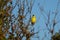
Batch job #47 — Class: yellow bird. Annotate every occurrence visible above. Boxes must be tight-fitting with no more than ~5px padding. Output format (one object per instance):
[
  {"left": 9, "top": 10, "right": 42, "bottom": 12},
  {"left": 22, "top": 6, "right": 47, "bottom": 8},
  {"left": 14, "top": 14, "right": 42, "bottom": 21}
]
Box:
[{"left": 31, "top": 15, "right": 36, "bottom": 25}]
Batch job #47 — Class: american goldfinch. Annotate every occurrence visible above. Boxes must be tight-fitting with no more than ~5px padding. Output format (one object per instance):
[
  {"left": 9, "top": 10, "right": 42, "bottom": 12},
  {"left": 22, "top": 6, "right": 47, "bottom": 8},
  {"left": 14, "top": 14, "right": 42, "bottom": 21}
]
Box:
[{"left": 31, "top": 15, "right": 36, "bottom": 25}]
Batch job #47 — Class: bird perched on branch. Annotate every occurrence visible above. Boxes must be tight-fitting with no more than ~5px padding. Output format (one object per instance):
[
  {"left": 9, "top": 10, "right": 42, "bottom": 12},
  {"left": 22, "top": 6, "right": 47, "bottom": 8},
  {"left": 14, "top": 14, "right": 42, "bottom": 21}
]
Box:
[{"left": 31, "top": 15, "right": 36, "bottom": 25}]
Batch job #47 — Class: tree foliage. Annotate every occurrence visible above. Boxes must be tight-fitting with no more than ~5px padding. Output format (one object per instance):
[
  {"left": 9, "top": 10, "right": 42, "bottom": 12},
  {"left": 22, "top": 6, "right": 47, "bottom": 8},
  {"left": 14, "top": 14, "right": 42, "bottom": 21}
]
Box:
[
  {"left": 52, "top": 33, "right": 60, "bottom": 40},
  {"left": 0, "top": 0, "right": 39, "bottom": 40}
]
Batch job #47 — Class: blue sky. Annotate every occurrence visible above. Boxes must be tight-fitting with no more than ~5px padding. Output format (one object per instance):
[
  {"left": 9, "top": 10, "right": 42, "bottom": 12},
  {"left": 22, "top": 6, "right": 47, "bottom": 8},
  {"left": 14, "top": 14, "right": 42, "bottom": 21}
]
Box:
[{"left": 12, "top": 0, "right": 60, "bottom": 40}]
